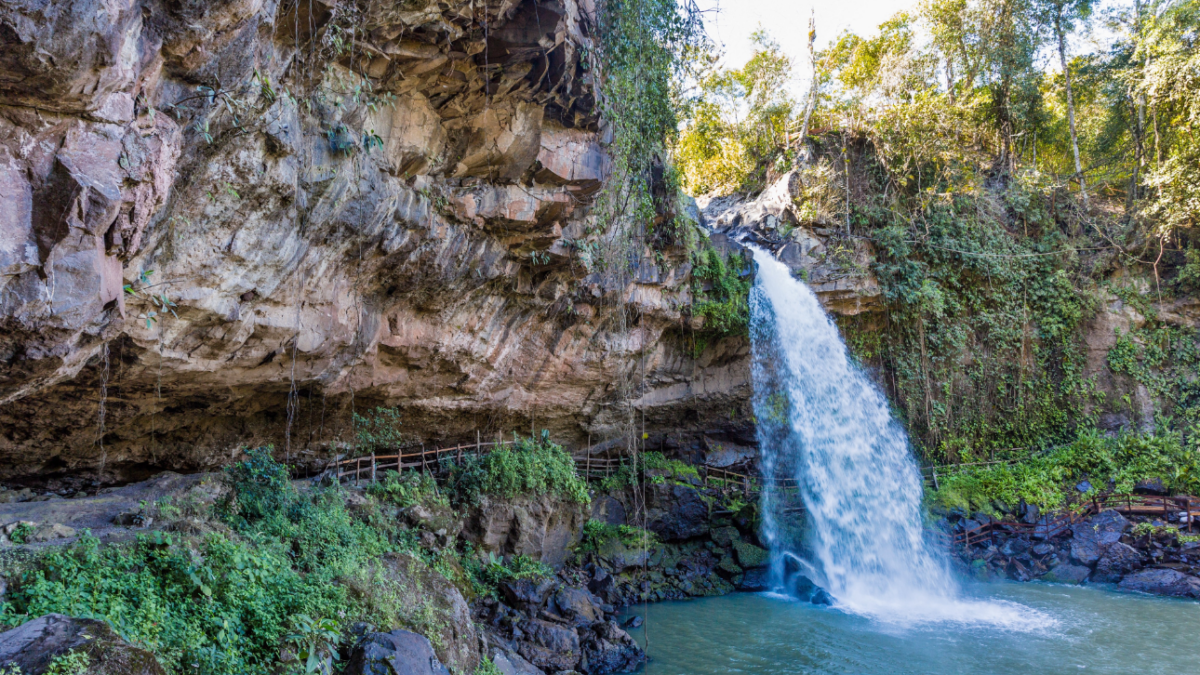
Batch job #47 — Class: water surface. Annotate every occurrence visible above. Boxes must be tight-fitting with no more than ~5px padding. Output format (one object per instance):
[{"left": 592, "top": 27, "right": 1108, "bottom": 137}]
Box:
[{"left": 623, "top": 585, "right": 1200, "bottom": 675}]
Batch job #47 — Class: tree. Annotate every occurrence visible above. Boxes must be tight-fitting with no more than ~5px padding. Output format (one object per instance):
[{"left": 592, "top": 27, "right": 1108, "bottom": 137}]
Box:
[{"left": 1039, "top": 0, "right": 1095, "bottom": 205}]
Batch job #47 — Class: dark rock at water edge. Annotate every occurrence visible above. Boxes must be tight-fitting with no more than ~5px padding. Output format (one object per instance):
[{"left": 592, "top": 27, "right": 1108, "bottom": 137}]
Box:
[
  {"left": 1092, "top": 543, "right": 1143, "bottom": 583},
  {"left": 1041, "top": 562, "right": 1091, "bottom": 585},
  {"left": 1118, "top": 568, "right": 1200, "bottom": 598}
]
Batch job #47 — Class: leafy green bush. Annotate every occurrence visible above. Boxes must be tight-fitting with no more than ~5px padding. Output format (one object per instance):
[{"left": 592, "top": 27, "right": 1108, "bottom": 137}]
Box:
[
  {"left": 1, "top": 451, "right": 402, "bottom": 675},
  {"left": 220, "top": 447, "right": 293, "bottom": 526},
  {"left": 463, "top": 552, "right": 552, "bottom": 598},
  {"left": 576, "top": 520, "right": 658, "bottom": 554},
  {"left": 353, "top": 407, "right": 410, "bottom": 455},
  {"left": 8, "top": 522, "right": 33, "bottom": 545},
  {"left": 930, "top": 430, "right": 1200, "bottom": 513},
  {"left": 691, "top": 247, "right": 751, "bottom": 343},
  {"left": 448, "top": 433, "right": 588, "bottom": 505},
  {"left": 366, "top": 472, "right": 447, "bottom": 509}
]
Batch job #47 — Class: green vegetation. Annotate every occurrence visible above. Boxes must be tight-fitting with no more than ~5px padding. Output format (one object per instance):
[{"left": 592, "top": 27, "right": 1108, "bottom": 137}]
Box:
[
  {"left": 352, "top": 407, "right": 410, "bottom": 456},
  {"left": 671, "top": 0, "right": 1200, "bottom": 463},
  {"left": 929, "top": 431, "right": 1200, "bottom": 513},
  {"left": 447, "top": 433, "right": 589, "bottom": 505},
  {"left": 463, "top": 553, "right": 553, "bottom": 599},
  {"left": 596, "top": 451, "right": 698, "bottom": 492},
  {"left": 0, "top": 449, "right": 482, "bottom": 675},
  {"left": 577, "top": 520, "right": 659, "bottom": 554},
  {"left": 690, "top": 246, "right": 753, "bottom": 352},
  {"left": 7, "top": 523, "right": 33, "bottom": 545},
  {"left": 366, "top": 472, "right": 447, "bottom": 509}
]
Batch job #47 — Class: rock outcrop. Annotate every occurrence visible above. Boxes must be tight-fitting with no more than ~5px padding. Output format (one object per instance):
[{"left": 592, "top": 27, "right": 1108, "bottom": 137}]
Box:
[
  {"left": 0, "top": 0, "right": 751, "bottom": 483},
  {"left": 0, "top": 613, "right": 165, "bottom": 675}
]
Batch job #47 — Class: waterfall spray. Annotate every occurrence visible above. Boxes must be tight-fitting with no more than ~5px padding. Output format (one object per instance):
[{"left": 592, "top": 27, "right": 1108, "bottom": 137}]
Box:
[{"left": 748, "top": 246, "right": 1051, "bottom": 628}]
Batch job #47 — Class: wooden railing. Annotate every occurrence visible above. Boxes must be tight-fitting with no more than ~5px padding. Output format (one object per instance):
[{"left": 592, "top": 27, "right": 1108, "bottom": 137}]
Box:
[{"left": 324, "top": 440, "right": 803, "bottom": 513}]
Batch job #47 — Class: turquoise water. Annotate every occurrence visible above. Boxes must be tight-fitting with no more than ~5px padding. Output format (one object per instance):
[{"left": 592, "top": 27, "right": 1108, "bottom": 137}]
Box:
[{"left": 622, "top": 584, "right": 1200, "bottom": 674}]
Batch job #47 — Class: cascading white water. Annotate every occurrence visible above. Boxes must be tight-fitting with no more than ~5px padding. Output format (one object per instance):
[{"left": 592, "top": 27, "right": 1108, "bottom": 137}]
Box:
[{"left": 748, "top": 246, "right": 1052, "bottom": 629}]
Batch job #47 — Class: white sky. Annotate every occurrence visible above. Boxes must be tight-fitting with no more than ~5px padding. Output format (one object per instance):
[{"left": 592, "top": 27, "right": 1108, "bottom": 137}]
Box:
[
  {"left": 697, "top": 0, "right": 913, "bottom": 92},
  {"left": 697, "top": 0, "right": 1126, "bottom": 96}
]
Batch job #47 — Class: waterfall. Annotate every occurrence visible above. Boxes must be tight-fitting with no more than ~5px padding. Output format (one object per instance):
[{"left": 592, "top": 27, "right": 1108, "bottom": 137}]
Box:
[{"left": 748, "top": 246, "right": 1051, "bottom": 629}]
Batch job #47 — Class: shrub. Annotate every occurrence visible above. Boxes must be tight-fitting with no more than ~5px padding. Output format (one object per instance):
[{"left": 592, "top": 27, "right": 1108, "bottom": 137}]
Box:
[
  {"left": 1, "top": 452, "right": 402, "bottom": 675},
  {"left": 464, "top": 552, "right": 552, "bottom": 598},
  {"left": 365, "top": 472, "right": 447, "bottom": 509},
  {"left": 929, "top": 430, "right": 1200, "bottom": 513},
  {"left": 576, "top": 520, "right": 658, "bottom": 554},
  {"left": 447, "top": 433, "right": 588, "bottom": 505}
]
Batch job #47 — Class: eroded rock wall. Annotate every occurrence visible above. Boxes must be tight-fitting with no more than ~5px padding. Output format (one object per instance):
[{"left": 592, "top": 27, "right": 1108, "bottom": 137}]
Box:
[{"left": 0, "top": 0, "right": 751, "bottom": 483}]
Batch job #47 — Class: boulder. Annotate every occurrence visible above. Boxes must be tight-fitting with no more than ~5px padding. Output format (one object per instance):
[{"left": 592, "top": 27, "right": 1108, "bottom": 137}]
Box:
[
  {"left": 734, "top": 541, "right": 769, "bottom": 568},
  {"left": 1117, "top": 568, "right": 1200, "bottom": 598},
  {"left": 738, "top": 567, "right": 770, "bottom": 591},
  {"left": 1070, "top": 510, "right": 1129, "bottom": 565},
  {"left": 552, "top": 587, "right": 602, "bottom": 626},
  {"left": 1092, "top": 542, "right": 1143, "bottom": 583},
  {"left": 27, "top": 523, "right": 76, "bottom": 543},
  {"left": 0, "top": 613, "right": 164, "bottom": 674},
  {"left": 1040, "top": 563, "right": 1091, "bottom": 585},
  {"left": 513, "top": 619, "right": 580, "bottom": 673},
  {"left": 344, "top": 553, "right": 479, "bottom": 674},
  {"left": 500, "top": 578, "right": 558, "bottom": 612},
  {"left": 464, "top": 494, "right": 587, "bottom": 568},
  {"left": 1133, "top": 478, "right": 1168, "bottom": 496},
  {"left": 490, "top": 650, "right": 545, "bottom": 675},
  {"left": 344, "top": 629, "right": 450, "bottom": 675},
  {"left": 579, "top": 621, "right": 646, "bottom": 675},
  {"left": 643, "top": 483, "right": 709, "bottom": 541}
]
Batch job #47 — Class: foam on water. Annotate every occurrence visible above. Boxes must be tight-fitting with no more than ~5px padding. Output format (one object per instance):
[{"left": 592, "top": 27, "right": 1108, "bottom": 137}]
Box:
[{"left": 748, "top": 246, "right": 1055, "bottom": 631}]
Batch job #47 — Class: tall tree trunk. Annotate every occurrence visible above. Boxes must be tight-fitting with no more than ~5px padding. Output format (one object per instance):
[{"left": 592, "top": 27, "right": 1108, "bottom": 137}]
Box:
[
  {"left": 798, "top": 12, "right": 818, "bottom": 162},
  {"left": 1056, "top": 12, "right": 1088, "bottom": 207}
]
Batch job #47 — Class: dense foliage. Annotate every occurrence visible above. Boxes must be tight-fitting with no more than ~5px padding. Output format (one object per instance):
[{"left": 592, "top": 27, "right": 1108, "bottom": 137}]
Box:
[
  {"left": 930, "top": 430, "right": 1200, "bottom": 512},
  {"left": 0, "top": 447, "right": 571, "bottom": 674},
  {"left": 447, "top": 433, "right": 590, "bottom": 505}
]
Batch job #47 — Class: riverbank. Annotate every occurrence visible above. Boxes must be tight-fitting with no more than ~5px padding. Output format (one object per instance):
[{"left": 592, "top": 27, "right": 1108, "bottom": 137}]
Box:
[{"left": 0, "top": 442, "right": 775, "bottom": 675}]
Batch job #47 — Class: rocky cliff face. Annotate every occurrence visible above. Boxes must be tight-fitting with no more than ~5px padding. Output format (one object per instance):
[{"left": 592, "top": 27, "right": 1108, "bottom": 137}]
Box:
[{"left": 0, "top": 0, "right": 763, "bottom": 483}]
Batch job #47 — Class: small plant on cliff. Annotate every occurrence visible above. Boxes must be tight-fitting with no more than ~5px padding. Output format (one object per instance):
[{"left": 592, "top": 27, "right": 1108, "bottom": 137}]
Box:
[
  {"left": 7, "top": 523, "right": 33, "bottom": 545},
  {"left": 447, "top": 431, "right": 589, "bottom": 505},
  {"left": 689, "top": 246, "right": 752, "bottom": 356},
  {"left": 284, "top": 615, "right": 341, "bottom": 675},
  {"left": 353, "top": 407, "right": 412, "bottom": 456},
  {"left": 464, "top": 553, "right": 552, "bottom": 598},
  {"left": 365, "top": 472, "right": 446, "bottom": 509},
  {"left": 577, "top": 520, "right": 659, "bottom": 554}
]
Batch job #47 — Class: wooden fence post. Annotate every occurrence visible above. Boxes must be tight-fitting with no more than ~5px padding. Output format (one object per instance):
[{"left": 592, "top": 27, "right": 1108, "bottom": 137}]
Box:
[{"left": 371, "top": 453, "right": 376, "bottom": 483}]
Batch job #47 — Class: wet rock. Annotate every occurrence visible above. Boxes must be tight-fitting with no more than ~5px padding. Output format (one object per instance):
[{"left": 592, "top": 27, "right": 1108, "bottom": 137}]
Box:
[
  {"left": 579, "top": 621, "right": 646, "bottom": 675},
  {"left": 1000, "top": 539, "right": 1029, "bottom": 557},
  {"left": 709, "top": 526, "right": 740, "bottom": 547},
  {"left": 642, "top": 482, "right": 709, "bottom": 541},
  {"left": 1092, "top": 542, "right": 1143, "bottom": 583},
  {"left": 1031, "top": 543, "right": 1055, "bottom": 557},
  {"left": 514, "top": 619, "right": 580, "bottom": 673},
  {"left": 1118, "top": 568, "right": 1200, "bottom": 598},
  {"left": 621, "top": 616, "right": 643, "bottom": 630},
  {"left": 733, "top": 541, "right": 769, "bottom": 568},
  {"left": 344, "top": 629, "right": 450, "bottom": 675},
  {"left": 589, "top": 496, "right": 626, "bottom": 527},
  {"left": 738, "top": 567, "right": 770, "bottom": 591},
  {"left": 1041, "top": 563, "right": 1091, "bottom": 585},
  {"left": 0, "top": 613, "right": 164, "bottom": 674},
  {"left": 1070, "top": 510, "right": 1129, "bottom": 565}
]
